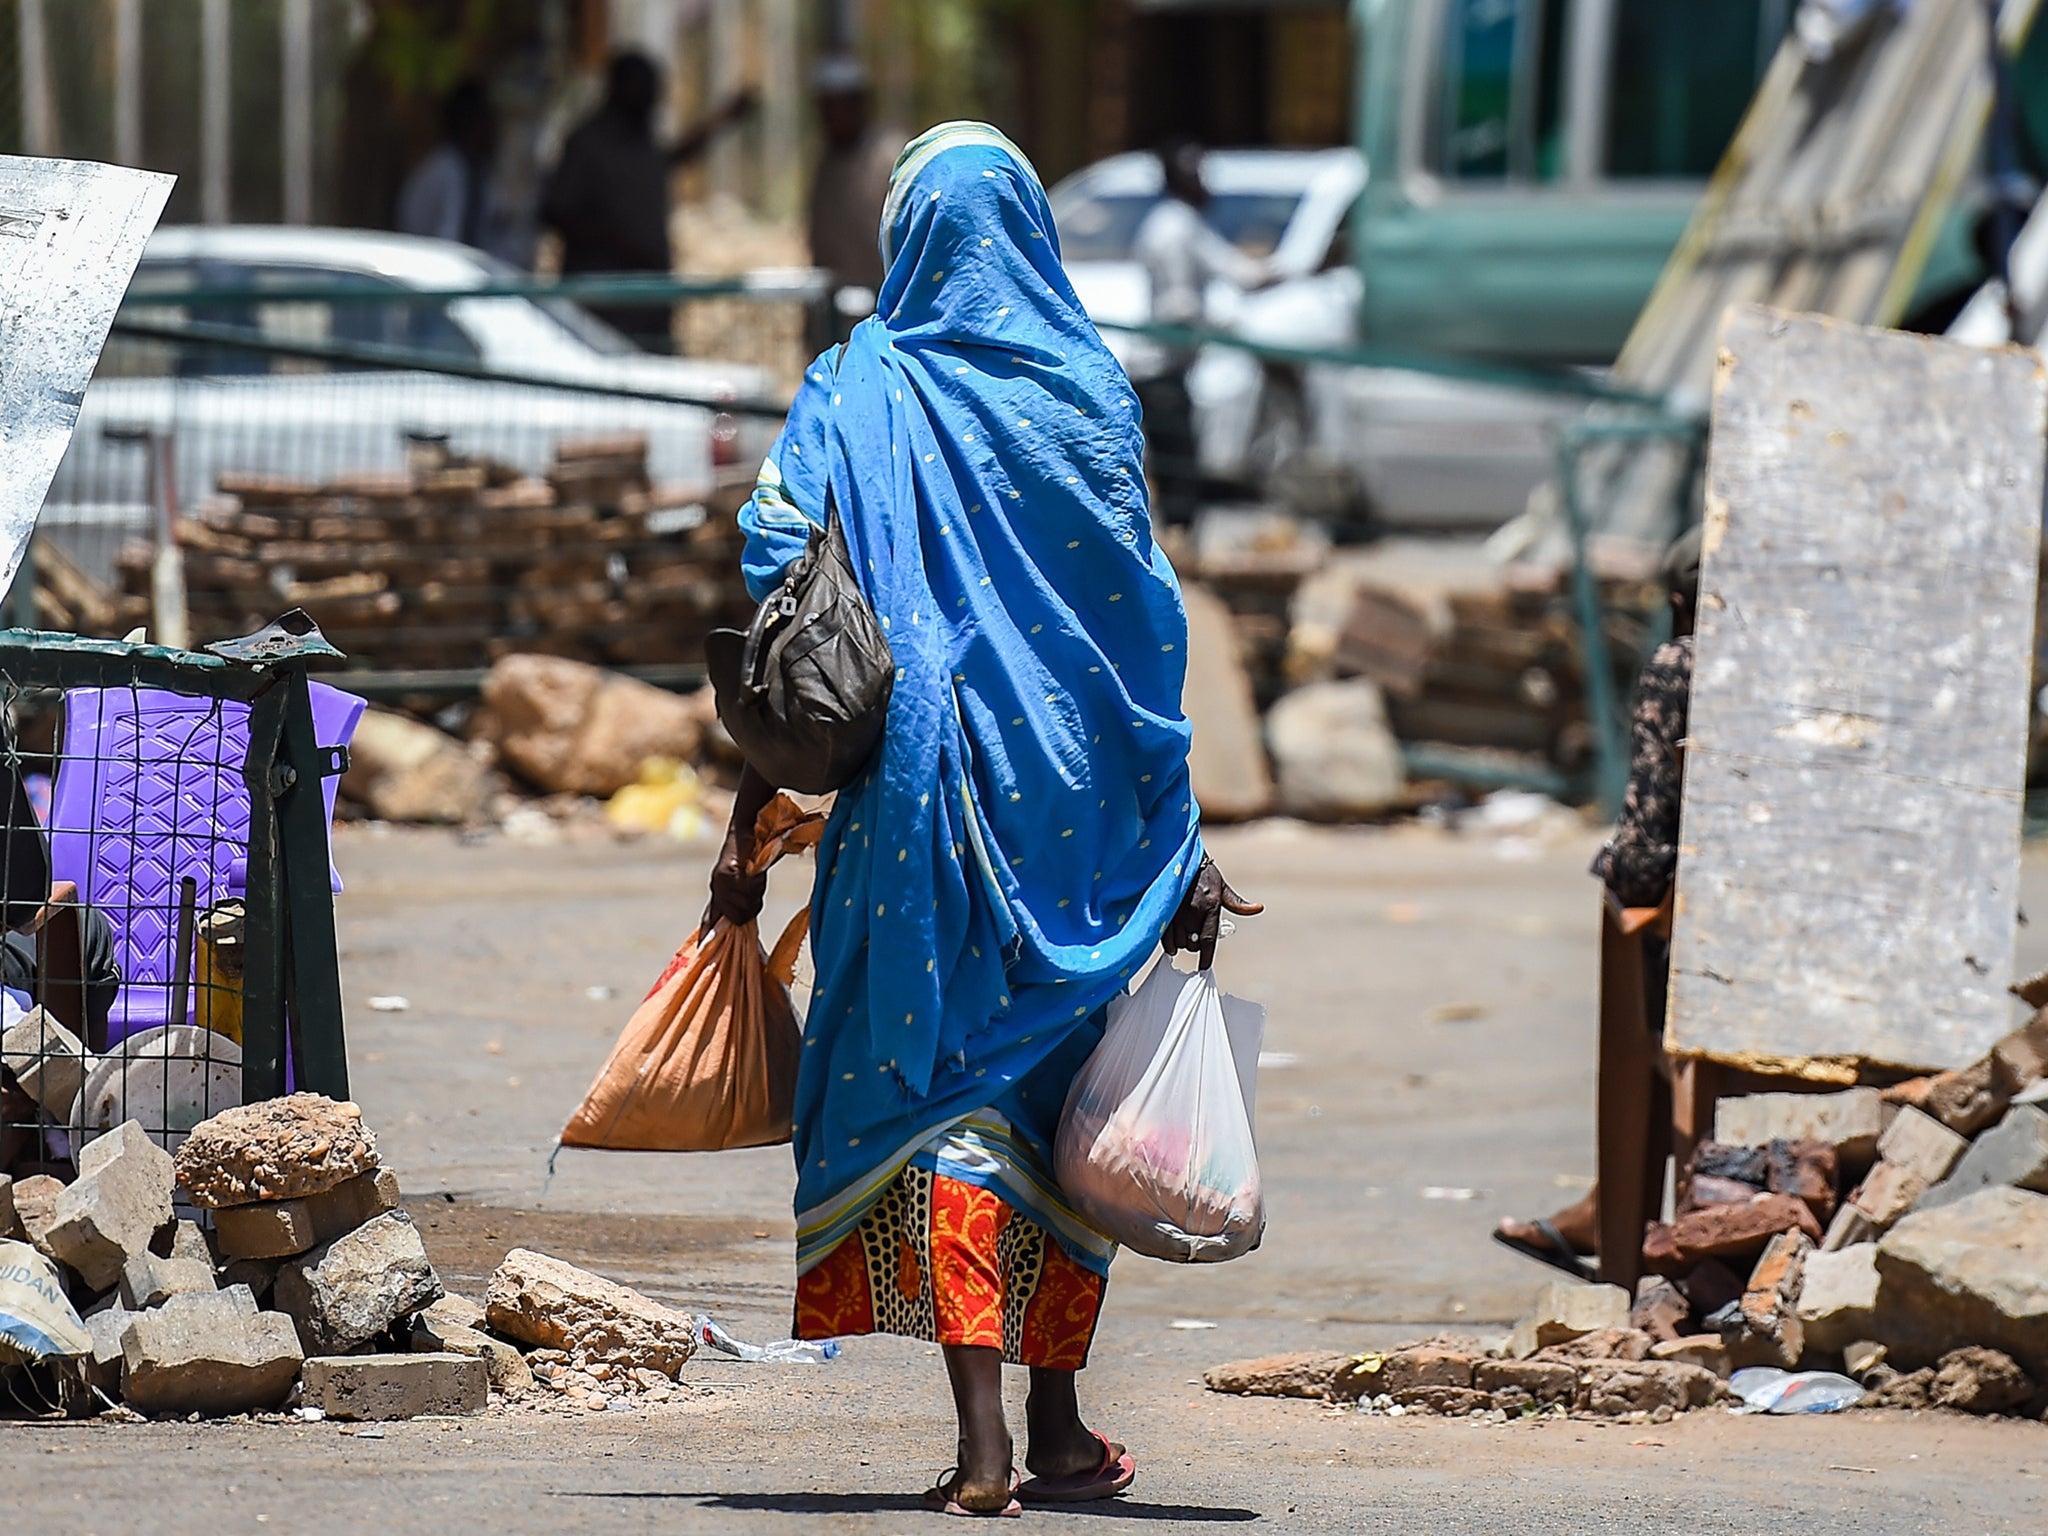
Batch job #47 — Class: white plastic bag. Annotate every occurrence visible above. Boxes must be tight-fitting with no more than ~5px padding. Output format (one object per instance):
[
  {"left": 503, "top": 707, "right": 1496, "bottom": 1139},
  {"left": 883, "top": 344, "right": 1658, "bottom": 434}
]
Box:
[
  {"left": 0, "top": 1239, "right": 90, "bottom": 1366},
  {"left": 1054, "top": 960, "right": 1266, "bottom": 1262}
]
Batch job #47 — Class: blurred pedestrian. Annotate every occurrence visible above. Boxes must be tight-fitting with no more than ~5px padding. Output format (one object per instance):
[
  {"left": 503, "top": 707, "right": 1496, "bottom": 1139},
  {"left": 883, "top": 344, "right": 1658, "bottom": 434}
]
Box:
[
  {"left": 717, "top": 122, "right": 1258, "bottom": 1514},
  {"left": 1493, "top": 526, "right": 1701, "bottom": 1278},
  {"left": 395, "top": 78, "right": 504, "bottom": 254},
  {"left": 1129, "top": 139, "right": 1271, "bottom": 529},
  {"left": 804, "top": 54, "right": 904, "bottom": 327},
  {"left": 540, "top": 50, "right": 756, "bottom": 351}
]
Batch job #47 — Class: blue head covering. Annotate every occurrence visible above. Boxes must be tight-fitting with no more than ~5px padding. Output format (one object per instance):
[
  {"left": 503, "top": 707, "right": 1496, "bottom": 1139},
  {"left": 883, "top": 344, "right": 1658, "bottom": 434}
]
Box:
[{"left": 740, "top": 123, "right": 1202, "bottom": 1267}]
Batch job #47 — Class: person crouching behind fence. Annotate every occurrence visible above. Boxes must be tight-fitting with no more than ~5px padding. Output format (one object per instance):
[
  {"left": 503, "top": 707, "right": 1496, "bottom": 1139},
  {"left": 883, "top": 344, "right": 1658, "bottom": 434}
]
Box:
[
  {"left": 709, "top": 122, "right": 1258, "bottom": 1515},
  {"left": 1493, "top": 526, "right": 1700, "bottom": 1277}
]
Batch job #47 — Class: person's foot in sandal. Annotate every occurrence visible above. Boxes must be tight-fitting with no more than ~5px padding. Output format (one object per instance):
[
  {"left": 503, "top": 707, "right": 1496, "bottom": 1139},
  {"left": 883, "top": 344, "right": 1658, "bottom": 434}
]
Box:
[
  {"left": 1493, "top": 1188, "right": 1598, "bottom": 1279},
  {"left": 1020, "top": 1368, "right": 1134, "bottom": 1503},
  {"left": 923, "top": 1469, "right": 1021, "bottom": 1517}
]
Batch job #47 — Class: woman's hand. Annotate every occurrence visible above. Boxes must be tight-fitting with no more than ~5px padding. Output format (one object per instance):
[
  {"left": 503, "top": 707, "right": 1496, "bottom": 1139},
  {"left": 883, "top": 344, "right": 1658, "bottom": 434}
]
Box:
[
  {"left": 703, "top": 764, "right": 776, "bottom": 930},
  {"left": 1163, "top": 856, "right": 1263, "bottom": 970}
]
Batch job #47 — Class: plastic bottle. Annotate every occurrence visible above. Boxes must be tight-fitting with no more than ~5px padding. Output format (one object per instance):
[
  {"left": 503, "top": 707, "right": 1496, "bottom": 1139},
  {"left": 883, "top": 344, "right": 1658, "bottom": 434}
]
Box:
[{"left": 697, "top": 1316, "right": 840, "bottom": 1364}]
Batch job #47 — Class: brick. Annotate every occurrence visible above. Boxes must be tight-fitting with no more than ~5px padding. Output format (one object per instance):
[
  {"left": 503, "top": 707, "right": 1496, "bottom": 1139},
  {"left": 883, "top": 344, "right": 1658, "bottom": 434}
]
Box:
[
  {"left": 0, "top": 1005, "right": 88, "bottom": 1118},
  {"left": 300, "top": 1352, "right": 486, "bottom": 1421},
  {"left": 1393, "top": 1385, "right": 1491, "bottom": 1415},
  {"left": 118, "top": 1220, "right": 216, "bottom": 1309},
  {"left": 43, "top": 1121, "right": 175, "bottom": 1291},
  {"left": 1921, "top": 1058, "right": 2010, "bottom": 1138},
  {"left": 1992, "top": 1011, "right": 2048, "bottom": 1091},
  {"left": 1474, "top": 1357, "right": 1577, "bottom": 1403},
  {"left": 1796, "top": 1242, "right": 1880, "bottom": 1355},
  {"left": 13, "top": 1173, "right": 62, "bottom": 1250},
  {"left": 1725, "top": 1231, "right": 1809, "bottom": 1370},
  {"left": 1630, "top": 1277, "right": 1691, "bottom": 1343},
  {"left": 216, "top": 1256, "right": 280, "bottom": 1305},
  {"left": 1381, "top": 1346, "right": 1474, "bottom": 1393},
  {"left": 1689, "top": 1174, "right": 1765, "bottom": 1209},
  {"left": 484, "top": 1248, "right": 695, "bottom": 1373},
  {"left": 0, "top": 1174, "right": 13, "bottom": 1239},
  {"left": 1764, "top": 1139, "right": 1838, "bottom": 1222},
  {"left": 408, "top": 1314, "right": 533, "bottom": 1397},
  {"left": 1919, "top": 1104, "right": 2048, "bottom": 1213},
  {"left": 173, "top": 1093, "right": 379, "bottom": 1209},
  {"left": 273, "top": 1209, "right": 443, "bottom": 1354},
  {"left": 120, "top": 1285, "right": 304, "bottom": 1414},
  {"left": 1713, "top": 1090, "right": 1883, "bottom": 1163},
  {"left": 1690, "top": 1142, "right": 1768, "bottom": 1186},
  {"left": 1505, "top": 1280, "right": 1630, "bottom": 1360},
  {"left": 301, "top": 1166, "right": 402, "bottom": 1237},
  {"left": 1537, "top": 1327, "right": 1653, "bottom": 1363},
  {"left": 1822, "top": 1203, "right": 1878, "bottom": 1251},
  {"left": 1204, "top": 1350, "right": 1353, "bottom": 1399},
  {"left": 211, "top": 1198, "right": 318, "bottom": 1261},
  {"left": 1876, "top": 1105, "right": 1970, "bottom": 1187},
  {"left": 1849, "top": 1160, "right": 1929, "bottom": 1230},
  {"left": 1642, "top": 1195, "right": 1823, "bottom": 1275},
  {"left": 1650, "top": 1336, "right": 1730, "bottom": 1376},
  {"left": 1574, "top": 1359, "right": 1721, "bottom": 1418}
]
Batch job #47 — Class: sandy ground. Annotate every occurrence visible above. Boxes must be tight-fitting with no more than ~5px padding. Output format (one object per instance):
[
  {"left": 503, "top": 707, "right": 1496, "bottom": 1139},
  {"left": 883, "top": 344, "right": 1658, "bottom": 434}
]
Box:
[{"left": 9, "top": 814, "right": 2048, "bottom": 1533}]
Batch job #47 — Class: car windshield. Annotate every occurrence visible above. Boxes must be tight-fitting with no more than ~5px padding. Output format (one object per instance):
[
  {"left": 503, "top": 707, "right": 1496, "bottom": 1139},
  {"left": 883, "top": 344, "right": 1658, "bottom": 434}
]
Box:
[{"left": 1054, "top": 190, "right": 1304, "bottom": 262}]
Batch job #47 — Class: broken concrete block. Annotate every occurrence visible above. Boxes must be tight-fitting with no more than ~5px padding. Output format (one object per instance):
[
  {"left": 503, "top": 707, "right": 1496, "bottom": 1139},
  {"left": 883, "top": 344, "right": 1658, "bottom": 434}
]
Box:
[
  {"left": 1918, "top": 1104, "right": 2048, "bottom": 1212},
  {"left": 118, "top": 1220, "right": 216, "bottom": 1309},
  {"left": 1630, "top": 1277, "right": 1691, "bottom": 1343},
  {"left": 1394, "top": 1385, "right": 1491, "bottom": 1415},
  {"left": 301, "top": 1166, "right": 401, "bottom": 1237},
  {"left": 1473, "top": 1357, "right": 1577, "bottom": 1404},
  {"left": 341, "top": 708, "right": 495, "bottom": 826},
  {"left": 1822, "top": 1203, "right": 1878, "bottom": 1252},
  {"left": 1504, "top": 1281, "right": 1630, "bottom": 1361},
  {"left": 1764, "top": 1139, "right": 1838, "bottom": 1222},
  {"left": 0, "top": 1174, "right": 14, "bottom": 1240},
  {"left": 12, "top": 1173, "right": 62, "bottom": 1252},
  {"left": 1713, "top": 1090, "right": 1883, "bottom": 1164},
  {"left": 216, "top": 1256, "right": 279, "bottom": 1306},
  {"left": 0, "top": 1005, "right": 89, "bottom": 1118},
  {"left": 301, "top": 1352, "right": 487, "bottom": 1421},
  {"left": 1181, "top": 581, "right": 1276, "bottom": 821},
  {"left": 421, "top": 1292, "right": 488, "bottom": 1334},
  {"left": 173, "top": 1093, "right": 379, "bottom": 1208},
  {"left": 120, "top": 1285, "right": 303, "bottom": 1414},
  {"left": 1921, "top": 1059, "right": 2010, "bottom": 1138},
  {"left": 408, "top": 1312, "right": 533, "bottom": 1397},
  {"left": 273, "top": 1209, "right": 442, "bottom": 1355},
  {"left": 1992, "top": 1011, "right": 2048, "bottom": 1091},
  {"left": 1537, "top": 1327, "right": 1653, "bottom": 1363},
  {"left": 1928, "top": 1346, "right": 2034, "bottom": 1415},
  {"left": 1860, "top": 1366, "right": 1934, "bottom": 1409},
  {"left": 484, "top": 1247, "right": 695, "bottom": 1374},
  {"left": 1651, "top": 1336, "right": 1730, "bottom": 1377},
  {"left": 1726, "top": 1231, "right": 1809, "bottom": 1370},
  {"left": 1203, "top": 1351, "right": 1356, "bottom": 1400},
  {"left": 1574, "top": 1359, "right": 1720, "bottom": 1418},
  {"left": 1381, "top": 1346, "right": 1474, "bottom": 1394},
  {"left": 1849, "top": 1160, "right": 1929, "bottom": 1230},
  {"left": 1796, "top": 1243, "right": 1880, "bottom": 1356},
  {"left": 1876, "top": 1105, "right": 1970, "bottom": 1188},
  {"left": 1842, "top": 1340, "right": 1887, "bottom": 1378},
  {"left": 83, "top": 1306, "right": 136, "bottom": 1393},
  {"left": 43, "top": 1120, "right": 175, "bottom": 1291},
  {"left": 1265, "top": 679, "right": 1406, "bottom": 820},
  {"left": 1643, "top": 1195, "right": 1823, "bottom": 1274},
  {"left": 2014, "top": 971, "right": 2048, "bottom": 1010},
  {"left": 1875, "top": 1187, "right": 2048, "bottom": 1376},
  {"left": 210, "top": 1198, "right": 317, "bottom": 1261}
]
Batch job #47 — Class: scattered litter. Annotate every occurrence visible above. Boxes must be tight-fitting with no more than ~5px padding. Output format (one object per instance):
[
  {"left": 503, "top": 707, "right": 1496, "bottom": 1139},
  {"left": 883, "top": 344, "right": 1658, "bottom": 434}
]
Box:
[
  {"left": 349, "top": 1426, "right": 386, "bottom": 1439},
  {"left": 1428, "top": 1003, "right": 1487, "bottom": 1024},
  {"left": 696, "top": 1317, "right": 839, "bottom": 1363},
  {"left": 367, "top": 996, "right": 410, "bottom": 1013},
  {"left": 1457, "top": 790, "right": 1556, "bottom": 835},
  {"left": 1170, "top": 1319, "right": 1218, "bottom": 1331},
  {"left": 1257, "top": 1051, "right": 1301, "bottom": 1070},
  {"left": 294, "top": 1406, "right": 326, "bottom": 1422},
  {"left": 1728, "top": 1368, "right": 1864, "bottom": 1415},
  {"left": 605, "top": 759, "right": 714, "bottom": 843},
  {"left": 1828, "top": 1465, "right": 1880, "bottom": 1475},
  {"left": 585, "top": 985, "right": 616, "bottom": 1002},
  {"left": 1419, "top": 1186, "right": 1484, "bottom": 1201},
  {"left": 1552, "top": 1173, "right": 1596, "bottom": 1190}
]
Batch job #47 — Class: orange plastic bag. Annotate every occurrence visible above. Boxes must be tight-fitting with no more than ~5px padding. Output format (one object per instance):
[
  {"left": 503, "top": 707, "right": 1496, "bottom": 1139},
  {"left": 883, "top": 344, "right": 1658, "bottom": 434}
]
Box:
[{"left": 560, "top": 797, "right": 825, "bottom": 1152}]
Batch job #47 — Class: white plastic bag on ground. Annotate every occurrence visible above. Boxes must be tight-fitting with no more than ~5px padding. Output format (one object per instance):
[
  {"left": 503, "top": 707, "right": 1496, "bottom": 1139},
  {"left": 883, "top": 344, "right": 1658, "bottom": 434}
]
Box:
[
  {"left": 0, "top": 1239, "right": 91, "bottom": 1365},
  {"left": 1055, "top": 960, "right": 1265, "bottom": 1262}
]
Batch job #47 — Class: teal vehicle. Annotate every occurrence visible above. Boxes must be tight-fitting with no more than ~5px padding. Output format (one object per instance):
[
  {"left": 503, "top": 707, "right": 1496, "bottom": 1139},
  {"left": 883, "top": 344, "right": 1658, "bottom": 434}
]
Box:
[{"left": 1352, "top": 0, "right": 1794, "bottom": 365}]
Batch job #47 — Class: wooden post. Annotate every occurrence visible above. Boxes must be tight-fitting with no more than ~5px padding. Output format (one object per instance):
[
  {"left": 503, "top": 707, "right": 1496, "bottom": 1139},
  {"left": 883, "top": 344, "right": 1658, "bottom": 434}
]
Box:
[
  {"left": 708, "top": 0, "right": 746, "bottom": 205},
  {"left": 761, "top": 0, "right": 802, "bottom": 223},
  {"left": 17, "top": 0, "right": 56, "bottom": 156},
  {"left": 1594, "top": 901, "right": 1659, "bottom": 1296},
  {"left": 201, "top": 0, "right": 232, "bottom": 223},
  {"left": 113, "top": 0, "right": 142, "bottom": 166},
  {"left": 281, "top": 0, "right": 315, "bottom": 224}
]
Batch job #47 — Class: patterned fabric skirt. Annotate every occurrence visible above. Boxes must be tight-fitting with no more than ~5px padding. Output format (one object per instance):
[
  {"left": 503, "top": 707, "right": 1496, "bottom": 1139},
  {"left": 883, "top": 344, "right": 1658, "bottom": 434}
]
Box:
[{"left": 794, "top": 1161, "right": 1107, "bottom": 1369}]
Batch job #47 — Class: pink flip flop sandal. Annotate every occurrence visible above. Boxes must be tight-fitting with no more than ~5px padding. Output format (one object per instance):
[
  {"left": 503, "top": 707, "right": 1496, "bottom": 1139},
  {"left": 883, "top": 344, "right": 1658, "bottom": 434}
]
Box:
[
  {"left": 1018, "top": 1433, "right": 1135, "bottom": 1504},
  {"left": 923, "top": 1469, "right": 1022, "bottom": 1518}
]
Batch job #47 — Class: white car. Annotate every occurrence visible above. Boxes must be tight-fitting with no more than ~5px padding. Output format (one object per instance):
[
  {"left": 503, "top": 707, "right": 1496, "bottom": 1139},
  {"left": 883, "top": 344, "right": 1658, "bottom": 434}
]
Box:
[
  {"left": 1051, "top": 149, "right": 1578, "bottom": 529},
  {"left": 43, "top": 225, "right": 779, "bottom": 573}
]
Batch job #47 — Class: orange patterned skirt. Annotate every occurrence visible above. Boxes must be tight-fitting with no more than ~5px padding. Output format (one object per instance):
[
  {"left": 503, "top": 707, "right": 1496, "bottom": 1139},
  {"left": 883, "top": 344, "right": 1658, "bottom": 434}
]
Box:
[{"left": 794, "top": 1162, "right": 1107, "bottom": 1369}]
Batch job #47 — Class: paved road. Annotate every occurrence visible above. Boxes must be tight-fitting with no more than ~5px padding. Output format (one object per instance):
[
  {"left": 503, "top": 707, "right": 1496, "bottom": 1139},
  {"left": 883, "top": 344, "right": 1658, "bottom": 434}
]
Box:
[{"left": 10, "top": 817, "right": 2048, "bottom": 1532}]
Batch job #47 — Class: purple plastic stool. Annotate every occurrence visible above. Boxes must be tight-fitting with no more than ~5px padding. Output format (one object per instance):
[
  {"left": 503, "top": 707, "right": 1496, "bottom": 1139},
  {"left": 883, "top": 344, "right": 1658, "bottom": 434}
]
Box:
[{"left": 48, "top": 683, "right": 365, "bottom": 1047}]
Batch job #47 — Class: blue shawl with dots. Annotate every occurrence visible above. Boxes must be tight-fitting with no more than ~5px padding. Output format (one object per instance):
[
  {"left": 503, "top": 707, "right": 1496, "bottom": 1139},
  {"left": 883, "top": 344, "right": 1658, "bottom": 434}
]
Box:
[{"left": 739, "top": 123, "right": 1202, "bottom": 1271}]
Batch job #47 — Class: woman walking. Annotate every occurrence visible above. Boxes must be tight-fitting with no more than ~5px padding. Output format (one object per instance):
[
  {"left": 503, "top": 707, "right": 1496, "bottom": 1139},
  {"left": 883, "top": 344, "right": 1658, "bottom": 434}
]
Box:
[{"left": 710, "top": 121, "right": 1257, "bottom": 1516}]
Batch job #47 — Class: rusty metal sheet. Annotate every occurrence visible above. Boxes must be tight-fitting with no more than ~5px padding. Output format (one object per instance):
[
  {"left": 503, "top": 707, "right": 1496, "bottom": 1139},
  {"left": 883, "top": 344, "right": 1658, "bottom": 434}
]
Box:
[
  {"left": 0, "top": 156, "right": 174, "bottom": 597},
  {"left": 1667, "top": 306, "right": 2045, "bottom": 1076}
]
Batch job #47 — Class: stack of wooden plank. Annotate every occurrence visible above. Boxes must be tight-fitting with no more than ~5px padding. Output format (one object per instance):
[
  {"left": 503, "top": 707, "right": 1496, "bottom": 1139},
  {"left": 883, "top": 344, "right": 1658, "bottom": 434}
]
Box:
[{"left": 115, "top": 435, "right": 756, "bottom": 672}]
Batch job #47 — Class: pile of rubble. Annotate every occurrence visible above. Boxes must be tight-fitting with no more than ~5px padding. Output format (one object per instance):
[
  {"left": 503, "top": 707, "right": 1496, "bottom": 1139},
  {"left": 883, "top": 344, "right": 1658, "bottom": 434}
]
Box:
[
  {"left": 104, "top": 435, "right": 755, "bottom": 673},
  {"left": 0, "top": 1093, "right": 703, "bottom": 1421},
  {"left": 1212, "top": 1001, "right": 2048, "bottom": 1423}
]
